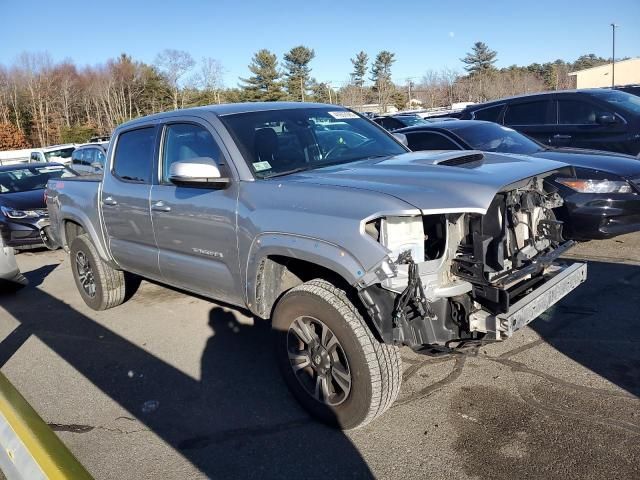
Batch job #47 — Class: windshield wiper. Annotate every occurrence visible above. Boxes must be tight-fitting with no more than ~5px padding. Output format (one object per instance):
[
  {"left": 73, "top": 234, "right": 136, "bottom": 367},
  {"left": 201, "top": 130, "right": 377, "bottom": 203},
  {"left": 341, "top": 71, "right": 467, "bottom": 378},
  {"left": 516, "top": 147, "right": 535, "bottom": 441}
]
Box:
[
  {"left": 262, "top": 166, "right": 312, "bottom": 179},
  {"left": 262, "top": 155, "right": 394, "bottom": 179}
]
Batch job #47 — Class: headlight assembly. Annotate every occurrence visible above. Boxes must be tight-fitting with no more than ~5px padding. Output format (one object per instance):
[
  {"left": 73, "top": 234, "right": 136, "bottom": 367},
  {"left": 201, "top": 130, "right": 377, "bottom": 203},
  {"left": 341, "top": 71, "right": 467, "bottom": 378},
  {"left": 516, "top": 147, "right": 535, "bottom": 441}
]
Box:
[
  {"left": 556, "top": 178, "right": 633, "bottom": 194},
  {"left": 379, "top": 216, "right": 425, "bottom": 263},
  {"left": 0, "top": 206, "right": 41, "bottom": 219}
]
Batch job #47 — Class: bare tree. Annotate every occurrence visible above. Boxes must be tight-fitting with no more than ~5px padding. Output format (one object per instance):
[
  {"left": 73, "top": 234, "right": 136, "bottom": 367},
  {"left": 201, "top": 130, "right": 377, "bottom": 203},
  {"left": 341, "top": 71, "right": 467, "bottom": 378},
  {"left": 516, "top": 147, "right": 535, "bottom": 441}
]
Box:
[
  {"left": 192, "top": 57, "right": 224, "bottom": 104},
  {"left": 155, "top": 49, "right": 195, "bottom": 110}
]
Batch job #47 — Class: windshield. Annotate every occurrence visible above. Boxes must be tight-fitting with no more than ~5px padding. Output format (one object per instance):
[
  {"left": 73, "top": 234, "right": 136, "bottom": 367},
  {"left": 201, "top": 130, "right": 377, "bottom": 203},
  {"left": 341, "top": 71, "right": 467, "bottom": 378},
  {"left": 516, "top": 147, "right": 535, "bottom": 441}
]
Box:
[
  {"left": 398, "top": 116, "right": 428, "bottom": 126},
  {"left": 0, "top": 165, "right": 75, "bottom": 194},
  {"left": 455, "top": 123, "right": 543, "bottom": 154},
  {"left": 590, "top": 89, "right": 640, "bottom": 115},
  {"left": 219, "top": 107, "right": 407, "bottom": 178},
  {"left": 44, "top": 147, "right": 75, "bottom": 161}
]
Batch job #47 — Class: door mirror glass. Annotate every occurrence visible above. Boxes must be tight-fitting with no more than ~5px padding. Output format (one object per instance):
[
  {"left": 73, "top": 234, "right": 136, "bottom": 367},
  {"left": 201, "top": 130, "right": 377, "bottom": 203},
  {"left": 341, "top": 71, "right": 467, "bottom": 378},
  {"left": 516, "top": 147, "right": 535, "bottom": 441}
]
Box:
[
  {"left": 392, "top": 133, "right": 408, "bottom": 146},
  {"left": 169, "top": 157, "right": 229, "bottom": 187},
  {"left": 91, "top": 162, "right": 103, "bottom": 169},
  {"left": 596, "top": 113, "right": 617, "bottom": 125}
]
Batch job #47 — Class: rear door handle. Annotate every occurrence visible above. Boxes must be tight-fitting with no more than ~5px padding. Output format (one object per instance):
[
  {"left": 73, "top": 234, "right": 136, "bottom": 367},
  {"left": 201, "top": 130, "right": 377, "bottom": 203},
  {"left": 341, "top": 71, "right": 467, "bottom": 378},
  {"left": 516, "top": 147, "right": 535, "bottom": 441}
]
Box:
[
  {"left": 553, "top": 134, "right": 572, "bottom": 139},
  {"left": 103, "top": 196, "right": 118, "bottom": 206},
  {"left": 151, "top": 201, "right": 171, "bottom": 212}
]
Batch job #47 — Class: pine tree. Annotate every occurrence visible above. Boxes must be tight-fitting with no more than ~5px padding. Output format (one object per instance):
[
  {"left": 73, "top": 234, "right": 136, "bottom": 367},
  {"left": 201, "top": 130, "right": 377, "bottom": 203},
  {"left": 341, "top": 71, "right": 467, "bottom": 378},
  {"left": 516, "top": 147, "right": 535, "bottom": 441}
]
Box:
[
  {"left": 239, "top": 50, "right": 285, "bottom": 101},
  {"left": 370, "top": 51, "right": 395, "bottom": 112},
  {"left": 350, "top": 51, "right": 368, "bottom": 87},
  {"left": 461, "top": 42, "right": 497, "bottom": 75},
  {"left": 283, "top": 46, "right": 315, "bottom": 101}
]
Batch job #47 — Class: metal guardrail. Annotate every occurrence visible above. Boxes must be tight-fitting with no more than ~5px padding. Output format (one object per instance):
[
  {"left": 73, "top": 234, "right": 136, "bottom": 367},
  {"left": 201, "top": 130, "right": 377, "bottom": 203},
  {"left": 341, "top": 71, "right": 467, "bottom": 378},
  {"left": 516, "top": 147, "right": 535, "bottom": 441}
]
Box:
[{"left": 0, "top": 372, "right": 92, "bottom": 479}]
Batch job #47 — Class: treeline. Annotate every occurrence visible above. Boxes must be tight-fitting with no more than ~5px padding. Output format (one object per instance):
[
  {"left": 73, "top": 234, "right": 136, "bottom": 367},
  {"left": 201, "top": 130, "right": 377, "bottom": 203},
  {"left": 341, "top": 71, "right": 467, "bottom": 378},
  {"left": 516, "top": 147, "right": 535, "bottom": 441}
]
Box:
[{"left": 0, "top": 43, "right": 613, "bottom": 148}]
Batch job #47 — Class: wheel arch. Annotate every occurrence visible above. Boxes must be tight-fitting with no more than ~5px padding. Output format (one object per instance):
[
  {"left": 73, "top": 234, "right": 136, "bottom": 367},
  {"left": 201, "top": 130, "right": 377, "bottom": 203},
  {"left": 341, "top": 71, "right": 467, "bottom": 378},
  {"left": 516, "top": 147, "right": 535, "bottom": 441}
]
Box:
[
  {"left": 59, "top": 209, "right": 110, "bottom": 262},
  {"left": 246, "top": 233, "right": 367, "bottom": 319}
]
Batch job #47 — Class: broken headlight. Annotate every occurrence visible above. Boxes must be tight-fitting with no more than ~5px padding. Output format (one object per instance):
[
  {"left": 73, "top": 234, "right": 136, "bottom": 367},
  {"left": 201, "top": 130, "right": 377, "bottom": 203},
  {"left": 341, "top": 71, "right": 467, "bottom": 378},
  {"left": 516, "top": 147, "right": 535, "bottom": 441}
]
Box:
[{"left": 379, "top": 216, "right": 425, "bottom": 263}]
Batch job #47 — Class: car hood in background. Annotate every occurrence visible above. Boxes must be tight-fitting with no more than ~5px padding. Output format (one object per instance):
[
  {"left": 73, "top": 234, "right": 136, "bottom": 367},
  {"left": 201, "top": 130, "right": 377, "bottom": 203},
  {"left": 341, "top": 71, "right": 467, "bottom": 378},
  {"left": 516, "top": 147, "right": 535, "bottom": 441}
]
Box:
[
  {"left": 532, "top": 148, "right": 640, "bottom": 177},
  {"left": 0, "top": 189, "right": 46, "bottom": 211},
  {"left": 284, "top": 151, "right": 569, "bottom": 214}
]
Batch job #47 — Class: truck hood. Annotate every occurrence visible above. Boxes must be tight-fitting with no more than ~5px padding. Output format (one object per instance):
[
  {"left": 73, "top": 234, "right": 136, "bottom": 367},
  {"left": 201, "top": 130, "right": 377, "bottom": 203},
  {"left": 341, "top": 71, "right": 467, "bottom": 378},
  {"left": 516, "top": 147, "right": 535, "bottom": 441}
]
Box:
[{"left": 284, "top": 151, "right": 569, "bottom": 214}]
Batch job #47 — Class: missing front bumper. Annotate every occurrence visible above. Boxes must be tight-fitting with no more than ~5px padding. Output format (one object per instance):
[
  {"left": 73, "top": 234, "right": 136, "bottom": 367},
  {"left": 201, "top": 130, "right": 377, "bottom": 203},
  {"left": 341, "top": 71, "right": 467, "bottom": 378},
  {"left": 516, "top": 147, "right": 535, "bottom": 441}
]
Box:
[{"left": 469, "top": 262, "right": 587, "bottom": 339}]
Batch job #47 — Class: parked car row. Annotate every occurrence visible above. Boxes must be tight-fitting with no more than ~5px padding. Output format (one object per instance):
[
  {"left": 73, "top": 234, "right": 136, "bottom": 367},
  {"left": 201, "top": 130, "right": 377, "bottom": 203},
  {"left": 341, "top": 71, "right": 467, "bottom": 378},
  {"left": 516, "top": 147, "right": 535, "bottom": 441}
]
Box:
[
  {"left": 394, "top": 120, "right": 640, "bottom": 240},
  {"left": 456, "top": 89, "right": 640, "bottom": 157},
  {"left": 0, "top": 163, "right": 76, "bottom": 249},
  {"left": 6, "top": 91, "right": 637, "bottom": 429}
]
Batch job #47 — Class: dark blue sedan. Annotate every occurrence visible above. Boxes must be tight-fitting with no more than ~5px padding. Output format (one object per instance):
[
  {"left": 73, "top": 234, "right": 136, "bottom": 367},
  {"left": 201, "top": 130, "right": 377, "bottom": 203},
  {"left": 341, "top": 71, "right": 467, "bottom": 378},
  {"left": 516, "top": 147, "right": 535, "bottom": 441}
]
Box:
[
  {"left": 397, "top": 120, "right": 640, "bottom": 240},
  {"left": 0, "top": 162, "right": 76, "bottom": 248}
]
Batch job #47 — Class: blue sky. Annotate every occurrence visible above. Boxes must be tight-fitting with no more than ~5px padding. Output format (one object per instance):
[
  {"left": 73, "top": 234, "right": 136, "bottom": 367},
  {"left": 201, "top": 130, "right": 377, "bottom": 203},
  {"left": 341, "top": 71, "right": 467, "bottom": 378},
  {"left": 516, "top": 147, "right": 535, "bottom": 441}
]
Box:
[{"left": 2, "top": 0, "right": 639, "bottom": 87}]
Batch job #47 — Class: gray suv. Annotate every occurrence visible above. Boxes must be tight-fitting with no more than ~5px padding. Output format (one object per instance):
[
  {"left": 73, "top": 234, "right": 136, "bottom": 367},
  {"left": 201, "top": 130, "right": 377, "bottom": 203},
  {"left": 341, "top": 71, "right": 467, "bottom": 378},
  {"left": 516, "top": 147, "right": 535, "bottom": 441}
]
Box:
[{"left": 47, "top": 103, "right": 586, "bottom": 429}]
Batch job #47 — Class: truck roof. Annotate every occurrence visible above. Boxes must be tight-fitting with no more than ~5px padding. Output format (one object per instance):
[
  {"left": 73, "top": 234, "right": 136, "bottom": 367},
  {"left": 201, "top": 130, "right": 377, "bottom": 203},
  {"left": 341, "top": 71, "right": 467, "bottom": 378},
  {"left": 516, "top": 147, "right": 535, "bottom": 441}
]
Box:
[{"left": 117, "top": 102, "right": 342, "bottom": 129}]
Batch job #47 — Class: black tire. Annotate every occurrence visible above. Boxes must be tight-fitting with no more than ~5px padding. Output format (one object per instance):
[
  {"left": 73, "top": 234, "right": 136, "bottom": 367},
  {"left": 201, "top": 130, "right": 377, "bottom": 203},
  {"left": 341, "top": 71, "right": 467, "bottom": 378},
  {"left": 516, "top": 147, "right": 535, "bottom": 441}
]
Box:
[
  {"left": 69, "top": 234, "right": 126, "bottom": 310},
  {"left": 272, "top": 279, "right": 402, "bottom": 430}
]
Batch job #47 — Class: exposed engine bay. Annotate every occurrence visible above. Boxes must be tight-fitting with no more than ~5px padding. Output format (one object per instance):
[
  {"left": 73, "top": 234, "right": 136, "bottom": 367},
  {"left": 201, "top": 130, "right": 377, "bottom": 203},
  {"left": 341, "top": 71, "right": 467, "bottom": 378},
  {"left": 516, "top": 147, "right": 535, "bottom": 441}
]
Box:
[{"left": 359, "top": 175, "right": 587, "bottom": 350}]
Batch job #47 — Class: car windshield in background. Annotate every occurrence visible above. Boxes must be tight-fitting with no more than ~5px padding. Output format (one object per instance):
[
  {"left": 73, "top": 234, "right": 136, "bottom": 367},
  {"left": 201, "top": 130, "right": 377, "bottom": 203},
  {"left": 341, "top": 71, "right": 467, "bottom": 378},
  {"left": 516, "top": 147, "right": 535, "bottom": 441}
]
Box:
[
  {"left": 399, "top": 116, "right": 428, "bottom": 126},
  {"left": 455, "top": 123, "right": 543, "bottom": 155},
  {"left": 0, "top": 165, "right": 75, "bottom": 194},
  {"left": 590, "top": 89, "right": 640, "bottom": 115},
  {"left": 219, "top": 108, "right": 407, "bottom": 178},
  {"left": 44, "top": 147, "right": 75, "bottom": 161}
]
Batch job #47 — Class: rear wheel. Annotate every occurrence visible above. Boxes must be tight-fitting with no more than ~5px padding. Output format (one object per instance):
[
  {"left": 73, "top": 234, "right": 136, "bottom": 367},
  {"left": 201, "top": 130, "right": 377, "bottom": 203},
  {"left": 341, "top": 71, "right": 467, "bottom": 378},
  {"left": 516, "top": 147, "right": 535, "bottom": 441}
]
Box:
[
  {"left": 70, "top": 234, "right": 126, "bottom": 310},
  {"left": 272, "top": 279, "right": 402, "bottom": 429}
]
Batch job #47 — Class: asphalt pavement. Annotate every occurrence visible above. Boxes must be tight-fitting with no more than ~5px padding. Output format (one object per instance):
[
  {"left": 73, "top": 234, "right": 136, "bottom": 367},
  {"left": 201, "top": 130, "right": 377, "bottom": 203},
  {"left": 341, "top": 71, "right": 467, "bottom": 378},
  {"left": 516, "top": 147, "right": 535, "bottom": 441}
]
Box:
[{"left": 0, "top": 233, "right": 639, "bottom": 479}]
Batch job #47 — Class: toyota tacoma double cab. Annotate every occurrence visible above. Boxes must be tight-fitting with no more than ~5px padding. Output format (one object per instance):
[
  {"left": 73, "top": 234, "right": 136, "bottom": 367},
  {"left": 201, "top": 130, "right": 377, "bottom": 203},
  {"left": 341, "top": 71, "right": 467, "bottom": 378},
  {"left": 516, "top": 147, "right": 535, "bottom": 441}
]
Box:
[{"left": 46, "top": 103, "right": 587, "bottom": 429}]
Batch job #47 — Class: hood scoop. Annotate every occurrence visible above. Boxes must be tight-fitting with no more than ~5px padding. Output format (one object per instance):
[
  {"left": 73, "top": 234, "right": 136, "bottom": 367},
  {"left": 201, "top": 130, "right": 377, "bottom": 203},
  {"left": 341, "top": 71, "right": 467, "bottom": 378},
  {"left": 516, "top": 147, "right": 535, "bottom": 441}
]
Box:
[
  {"left": 408, "top": 150, "right": 486, "bottom": 167},
  {"left": 435, "top": 152, "right": 485, "bottom": 167}
]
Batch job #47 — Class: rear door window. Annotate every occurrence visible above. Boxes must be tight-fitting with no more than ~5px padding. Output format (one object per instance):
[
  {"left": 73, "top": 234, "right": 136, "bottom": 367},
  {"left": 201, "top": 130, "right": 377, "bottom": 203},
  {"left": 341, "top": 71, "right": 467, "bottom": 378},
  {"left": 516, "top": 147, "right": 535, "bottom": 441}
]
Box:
[
  {"left": 472, "top": 105, "right": 503, "bottom": 122},
  {"left": 96, "top": 149, "right": 106, "bottom": 166},
  {"left": 71, "top": 149, "right": 84, "bottom": 166},
  {"left": 558, "top": 100, "right": 607, "bottom": 125},
  {"left": 406, "top": 132, "right": 461, "bottom": 151},
  {"left": 113, "top": 127, "right": 156, "bottom": 183},
  {"left": 83, "top": 148, "right": 96, "bottom": 166},
  {"left": 504, "top": 101, "right": 550, "bottom": 125}
]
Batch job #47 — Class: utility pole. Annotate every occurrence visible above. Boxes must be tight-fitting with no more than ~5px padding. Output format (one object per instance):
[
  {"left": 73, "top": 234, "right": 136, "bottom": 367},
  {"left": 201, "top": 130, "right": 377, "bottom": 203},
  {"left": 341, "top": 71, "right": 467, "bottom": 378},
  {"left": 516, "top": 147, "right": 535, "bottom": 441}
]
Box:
[{"left": 611, "top": 23, "right": 619, "bottom": 87}]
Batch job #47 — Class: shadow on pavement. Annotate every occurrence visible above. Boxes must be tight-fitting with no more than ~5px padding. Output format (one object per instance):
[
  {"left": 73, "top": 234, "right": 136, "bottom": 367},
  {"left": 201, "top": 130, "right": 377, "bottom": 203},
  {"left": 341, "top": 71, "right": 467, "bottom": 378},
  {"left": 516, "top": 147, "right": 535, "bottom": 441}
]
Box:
[
  {"left": 532, "top": 260, "right": 640, "bottom": 397},
  {"left": 0, "top": 287, "right": 374, "bottom": 478}
]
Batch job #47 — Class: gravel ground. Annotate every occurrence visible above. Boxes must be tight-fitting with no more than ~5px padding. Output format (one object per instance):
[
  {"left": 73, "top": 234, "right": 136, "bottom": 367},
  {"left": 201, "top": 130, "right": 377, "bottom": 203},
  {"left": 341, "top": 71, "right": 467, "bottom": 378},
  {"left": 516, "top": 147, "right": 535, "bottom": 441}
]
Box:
[{"left": 0, "top": 232, "right": 638, "bottom": 479}]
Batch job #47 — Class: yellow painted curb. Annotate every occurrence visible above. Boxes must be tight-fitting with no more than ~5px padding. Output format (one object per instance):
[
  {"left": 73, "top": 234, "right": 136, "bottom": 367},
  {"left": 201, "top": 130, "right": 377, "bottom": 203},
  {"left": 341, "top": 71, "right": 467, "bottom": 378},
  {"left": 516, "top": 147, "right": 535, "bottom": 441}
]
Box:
[{"left": 0, "top": 372, "right": 92, "bottom": 479}]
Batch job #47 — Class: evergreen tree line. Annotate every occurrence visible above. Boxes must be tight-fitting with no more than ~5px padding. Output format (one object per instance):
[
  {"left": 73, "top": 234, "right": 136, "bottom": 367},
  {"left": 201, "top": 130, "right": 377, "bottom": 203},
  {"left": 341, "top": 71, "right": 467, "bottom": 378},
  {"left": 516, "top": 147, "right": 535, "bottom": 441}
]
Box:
[{"left": 0, "top": 43, "right": 614, "bottom": 148}]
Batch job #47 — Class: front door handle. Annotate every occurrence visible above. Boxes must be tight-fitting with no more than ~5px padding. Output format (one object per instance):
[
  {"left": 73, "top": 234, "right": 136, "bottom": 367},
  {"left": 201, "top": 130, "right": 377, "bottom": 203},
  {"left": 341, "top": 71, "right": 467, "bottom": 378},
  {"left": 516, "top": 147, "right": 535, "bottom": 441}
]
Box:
[
  {"left": 151, "top": 201, "right": 171, "bottom": 212},
  {"left": 103, "top": 196, "right": 118, "bottom": 206},
  {"left": 553, "top": 134, "right": 572, "bottom": 139}
]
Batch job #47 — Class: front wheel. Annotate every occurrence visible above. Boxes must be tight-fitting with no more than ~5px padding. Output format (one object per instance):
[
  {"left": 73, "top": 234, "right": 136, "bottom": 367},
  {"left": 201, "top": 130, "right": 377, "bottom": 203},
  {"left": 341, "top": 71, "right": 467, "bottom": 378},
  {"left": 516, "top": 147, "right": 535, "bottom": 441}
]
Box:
[
  {"left": 272, "top": 279, "right": 402, "bottom": 429},
  {"left": 70, "top": 234, "right": 126, "bottom": 310}
]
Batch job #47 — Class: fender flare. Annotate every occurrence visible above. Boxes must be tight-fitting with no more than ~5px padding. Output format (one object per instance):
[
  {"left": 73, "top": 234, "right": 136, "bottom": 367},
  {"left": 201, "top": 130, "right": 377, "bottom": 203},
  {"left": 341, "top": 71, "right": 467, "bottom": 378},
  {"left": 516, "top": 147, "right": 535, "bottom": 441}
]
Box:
[
  {"left": 245, "top": 232, "right": 369, "bottom": 316},
  {"left": 59, "top": 207, "right": 112, "bottom": 263}
]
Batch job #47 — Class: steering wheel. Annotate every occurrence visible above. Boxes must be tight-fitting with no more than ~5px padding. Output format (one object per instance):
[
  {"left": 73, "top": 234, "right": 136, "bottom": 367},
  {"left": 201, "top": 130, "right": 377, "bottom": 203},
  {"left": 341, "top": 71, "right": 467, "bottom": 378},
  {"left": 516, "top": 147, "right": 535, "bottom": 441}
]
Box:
[
  {"left": 324, "top": 138, "right": 377, "bottom": 160},
  {"left": 324, "top": 144, "right": 351, "bottom": 160}
]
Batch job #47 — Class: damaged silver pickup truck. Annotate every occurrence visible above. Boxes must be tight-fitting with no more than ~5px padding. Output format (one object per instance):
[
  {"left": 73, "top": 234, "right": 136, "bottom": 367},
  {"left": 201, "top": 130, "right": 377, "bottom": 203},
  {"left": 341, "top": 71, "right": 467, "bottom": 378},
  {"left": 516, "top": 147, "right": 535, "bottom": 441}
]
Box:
[{"left": 46, "top": 103, "right": 587, "bottom": 429}]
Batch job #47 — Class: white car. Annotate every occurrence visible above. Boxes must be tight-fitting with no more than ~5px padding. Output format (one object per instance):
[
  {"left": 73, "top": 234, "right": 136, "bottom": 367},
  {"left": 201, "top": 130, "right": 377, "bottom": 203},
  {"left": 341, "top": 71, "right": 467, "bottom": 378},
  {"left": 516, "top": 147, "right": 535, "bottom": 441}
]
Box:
[
  {"left": 29, "top": 144, "right": 76, "bottom": 165},
  {"left": 0, "top": 235, "right": 27, "bottom": 286}
]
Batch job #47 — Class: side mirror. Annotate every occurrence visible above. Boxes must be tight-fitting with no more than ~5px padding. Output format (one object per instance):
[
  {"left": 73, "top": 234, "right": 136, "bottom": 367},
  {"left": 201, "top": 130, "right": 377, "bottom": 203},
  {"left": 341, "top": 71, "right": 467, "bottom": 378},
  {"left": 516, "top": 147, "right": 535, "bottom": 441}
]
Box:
[
  {"left": 393, "top": 133, "right": 409, "bottom": 147},
  {"left": 169, "top": 157, "right": 230, "bottom": 188},
  {"left": 596, "top": 113, "right": 617, "bottom": 125}
]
